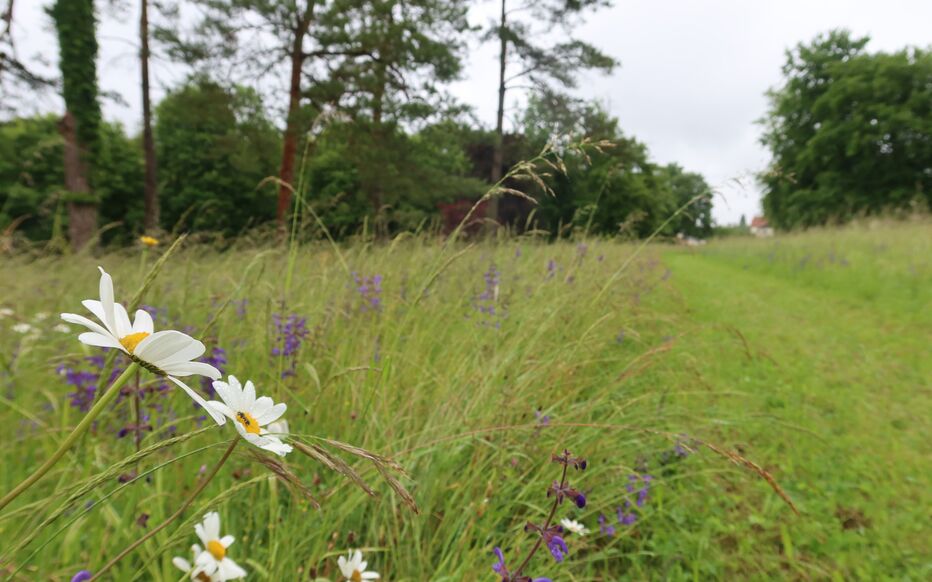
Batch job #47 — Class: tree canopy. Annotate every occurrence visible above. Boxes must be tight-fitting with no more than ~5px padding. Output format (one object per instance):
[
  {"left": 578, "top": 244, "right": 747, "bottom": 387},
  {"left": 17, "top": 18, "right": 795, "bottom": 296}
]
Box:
[{"left": 760, "top": 30, "right": 931, "bottom": 229}]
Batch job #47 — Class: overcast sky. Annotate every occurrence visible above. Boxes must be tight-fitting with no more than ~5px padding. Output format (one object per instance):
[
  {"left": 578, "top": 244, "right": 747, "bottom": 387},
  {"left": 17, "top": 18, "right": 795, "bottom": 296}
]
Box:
[{"left": 11, "top": 0, "right": 932, "bottom": 224}]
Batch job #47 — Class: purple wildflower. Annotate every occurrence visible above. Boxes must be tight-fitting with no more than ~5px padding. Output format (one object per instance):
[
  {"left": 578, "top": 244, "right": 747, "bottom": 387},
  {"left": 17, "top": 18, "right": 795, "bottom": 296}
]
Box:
[
  {"left": 546, "top": 259, "right": 557, "bottom": 279},
  {"left": 617, "top": 503, "right": 637, "bottom": 525},
  {"left": 71, "top": 571, "right": 93, "bottom": 582},
  {"left": 546, "top": 534, "right": 568, "bottom": 562},
  {"left": 492, "top": 547, "right": 507, "bottom": 576},
  {"left": 271, "top": 313, "right": 309, "bottom": 378},
  {"left": 352, "top": 272, "right": 384, "bottom": 312},
  {"left": 473, "top": 264, "right": 504, "bottom": 328},
  {"left": 534, "top": 408, "right": 550, "bottom": 428},
  {"left": 599, "top": 513, "right": 616, "bottom": 536},
  {"left": 492, "top": 547, "right": 551, "bottom": 582},
  {"left": 549, "top": 481, "right": 587, "bottom": 508},
  {"left": 637, "top": 475, "right": 653, "bottom": 507},
  {"left": 576, "top": 243, "right": 588, "bottom": 261}
]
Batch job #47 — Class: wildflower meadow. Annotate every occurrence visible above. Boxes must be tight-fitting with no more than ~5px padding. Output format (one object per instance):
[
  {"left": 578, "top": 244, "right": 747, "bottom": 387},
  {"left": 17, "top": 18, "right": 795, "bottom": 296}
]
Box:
[{"left": 1, "top": 218, "right": 928, "bottom": 580}]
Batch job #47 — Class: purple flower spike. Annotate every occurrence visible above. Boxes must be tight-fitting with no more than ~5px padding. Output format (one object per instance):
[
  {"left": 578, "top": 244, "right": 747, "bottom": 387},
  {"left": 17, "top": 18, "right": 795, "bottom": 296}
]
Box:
[
  {"left": 492, "top": 547, "right": 507, "bottom": 576},
  {"left": 71, "top": 571, "right": 92, "bottom": 582},
  {"left": 546, "top": 534, "right": 568, "bottom": 562}
]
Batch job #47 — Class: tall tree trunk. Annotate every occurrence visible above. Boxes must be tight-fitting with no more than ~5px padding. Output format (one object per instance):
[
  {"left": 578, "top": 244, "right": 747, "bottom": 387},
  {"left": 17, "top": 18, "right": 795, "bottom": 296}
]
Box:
[
  {"left": 488, "top": 0, "right": 507, "bottom": 225},
  {"left": 140, "top": 0, "right": 158, "bottom": 232},
  {"left": 60, "top": 110, "right": 96, "bottom": 250},
  {"left": 276, "top": 16, "right": 310, "bottom": 227}
]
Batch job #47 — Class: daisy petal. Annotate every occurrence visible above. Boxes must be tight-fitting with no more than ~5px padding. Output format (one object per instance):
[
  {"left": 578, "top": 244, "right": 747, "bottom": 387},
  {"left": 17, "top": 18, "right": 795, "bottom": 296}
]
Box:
[
  {"left": 135, "top": 331, "right": 195, "bottom": 365},
  {"left": 168, "top": 376, "right": 226, "bottom": 426},
  {"left": 80, "top": 300, "right": 110, "bottom": 330},
  {"left": 250, "top": 396, "right": 274, "bottom": 420},
  {"left": 203, "top": 512, "right": 220, "bottom": 541},
  {"left": 172, "top": 557, "right": 191, "bottom": 572},
  {"left": 206, "top": 401, "right": 237, "bottom": 422},
  {"left": 113, "top": 303, "right": 133, "bottom": 338},
  {"left": 242, "top": 380, "right": 256, "bottom": 408},
  {"left": 220, "top": 558, "right": 247, "bottom": 579},
  {"left": 255, "top": 402, "right": 287, "bottom": 426},
  {"left": 162, "top": 361, "right": 221, "bottom": 380},
  {"left": 132, "top": 309, "right": 154, "bottom": 334},
  {"left": 78, "top": 332, "right": 123, "bottom": 350},
  {"left": 220, "top": 535, "right": 234, "bottom": 548},
  {"left": 61, "top": 313, "right": 119, "bottom": 343},
  {"left": 98, "top": 267, "right": 117, "bottom": 336}
]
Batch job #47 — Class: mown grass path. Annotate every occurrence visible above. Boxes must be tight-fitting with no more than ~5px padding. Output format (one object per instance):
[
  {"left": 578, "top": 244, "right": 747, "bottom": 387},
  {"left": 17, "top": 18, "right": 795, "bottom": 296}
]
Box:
[{"left": 654, "top": 248, "right": 930, "bottom": 580}]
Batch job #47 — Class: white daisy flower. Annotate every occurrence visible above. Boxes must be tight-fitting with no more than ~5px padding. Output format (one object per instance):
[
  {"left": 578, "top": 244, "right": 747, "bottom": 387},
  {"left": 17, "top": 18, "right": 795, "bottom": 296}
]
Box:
[
  {"left": 207, "top": 376, "right": 292, "bottom": 457},
  {"left": 33, "top": 311, "right": 49, "bottom": 321},
  {"left": 337, "top": 549, "right": 380, "bottom": 581},
  {"left": 192, "top": 512, "right": 247, "bottom": 580},
  {"left": 173, "top": 544, "right": 220, "bottom": 582},
  {"left": 12, "top": 322, "right": 34, "bottom": 334},
  {"left": 59, "top": 267, "right": 224, "bottom": 424},
  {"left": 54, "top": 323, "right": 71, "bottom": 333},
  {"left": 560, "top": 518, "right": 590, "bottom": 536},
  {"left": 0, "top": 307, "right": 13, "bottom": 318}
]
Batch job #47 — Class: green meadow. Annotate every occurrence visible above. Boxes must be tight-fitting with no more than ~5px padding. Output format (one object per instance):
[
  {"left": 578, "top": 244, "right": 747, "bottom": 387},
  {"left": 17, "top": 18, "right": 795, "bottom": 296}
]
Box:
[{"left": 0, "top": 219, "right": 929, "bottom": 580}]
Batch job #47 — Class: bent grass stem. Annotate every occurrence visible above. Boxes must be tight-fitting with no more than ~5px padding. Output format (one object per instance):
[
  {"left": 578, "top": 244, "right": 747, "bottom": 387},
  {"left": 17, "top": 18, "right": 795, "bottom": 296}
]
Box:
[
  {"left": 90, "top": 438, "right": 239, "bottom": 581},
  {"left": 0, "top": 363, "right": 140, "bottom": 513}
]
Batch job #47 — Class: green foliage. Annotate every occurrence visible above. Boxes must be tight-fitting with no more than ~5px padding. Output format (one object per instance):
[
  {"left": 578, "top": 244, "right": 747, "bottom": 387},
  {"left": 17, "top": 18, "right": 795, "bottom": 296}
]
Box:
[
  {"left": 520, "top": 95, "right": 691, "bottom": 238},
  {"left": 154, "top": 78, "right": 281, "bottom": 235},
  {"left": 315, "top": 0, "right": 471, "bottom": 122},
  {"left": 659, "top": 163, "right": 713, "bottom": 238},
  {"left": 0, "top": 116, "right": 143, "bottom": 242},
  {"left": 304, "top": 119, "right": 486, "bottom": 236},
  {"left": 761, "top": 30, "right": 932, "bottom": 229},
  {"left": 48, "top": 0, "right": 101, "bottom": 164}
]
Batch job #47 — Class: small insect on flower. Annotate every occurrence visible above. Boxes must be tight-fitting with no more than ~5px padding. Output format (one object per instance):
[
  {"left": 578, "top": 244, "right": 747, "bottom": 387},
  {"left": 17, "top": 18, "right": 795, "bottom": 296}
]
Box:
[
  {"left": 207, "top": 376, "right": 292, "bottom": 457},
  {"left": 139, "top": 235, "right": 160, "bottom": 247},
  {"left": 337, "top": 549, "right": 380, "bottom": 580},
  {"left": 59, "top": 267, "right": 224, "bottom": 424},
  {"left": 190, "top": 512, "right": 247, "bottom": 580},
  {"left": 559, "top": 518, "right": 589, "bottom": 536}
]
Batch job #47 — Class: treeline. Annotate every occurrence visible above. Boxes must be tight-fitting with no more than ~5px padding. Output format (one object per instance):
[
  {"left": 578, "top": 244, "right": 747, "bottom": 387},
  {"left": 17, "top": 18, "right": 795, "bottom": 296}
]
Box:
[
  {"left": 761, "top": 30, "right": 931, "bottom": 229},
  {"left": 0, "top": 0, "right": 716, "bottom": 248}
]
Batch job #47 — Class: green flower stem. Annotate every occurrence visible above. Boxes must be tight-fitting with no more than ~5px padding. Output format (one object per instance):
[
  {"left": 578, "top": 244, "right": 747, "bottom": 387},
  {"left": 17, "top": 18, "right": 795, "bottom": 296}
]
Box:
[
  {"left": 90, "top": 438, "right": 239, "bottom": 581},
  {"left": 0, "top": 362, "right": 140, "bottom": 513}
]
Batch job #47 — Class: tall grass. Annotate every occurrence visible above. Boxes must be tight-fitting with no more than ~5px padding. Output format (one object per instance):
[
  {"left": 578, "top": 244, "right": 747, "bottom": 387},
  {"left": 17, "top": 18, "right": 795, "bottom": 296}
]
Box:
[{"left": 2, "top": 218, "right": 927, "bottom": 579}]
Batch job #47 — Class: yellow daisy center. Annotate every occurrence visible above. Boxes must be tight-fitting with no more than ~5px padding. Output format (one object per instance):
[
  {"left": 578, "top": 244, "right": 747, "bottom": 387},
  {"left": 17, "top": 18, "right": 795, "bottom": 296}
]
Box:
[
  {"left": 140, "top": 235, "right": 159, "bottom": 246},
  {"left": 207, "top": 539, "right": 226, "bottom": 561},
  {"left": 236, "top": 411, "right": 261, "bottom": 435},
  {"left": 119, "top": 331, "right": 150, "bottom": 354},
  {"left": 351, "top": 570, "right": 363, "bottom": 582}
]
